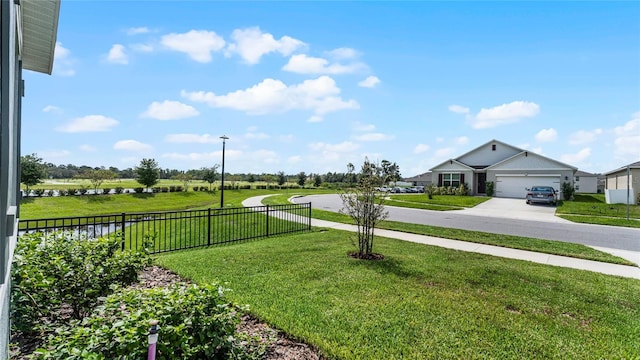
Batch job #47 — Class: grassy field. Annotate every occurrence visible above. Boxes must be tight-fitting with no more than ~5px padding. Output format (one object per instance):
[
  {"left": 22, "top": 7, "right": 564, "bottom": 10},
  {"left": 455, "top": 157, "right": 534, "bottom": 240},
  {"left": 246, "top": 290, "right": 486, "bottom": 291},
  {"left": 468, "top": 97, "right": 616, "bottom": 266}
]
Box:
[
  {"left": 388, "top": 194, "right": 491, "bottom": 207},
  {"left": 556, "top": 194, "right": 640, "bottom": 228},
  {"left": 156, "top": 232, "right": 640, "bottom": 359},
  {"left": 261, "top": 194, "right": 634, "bottom": 266}
]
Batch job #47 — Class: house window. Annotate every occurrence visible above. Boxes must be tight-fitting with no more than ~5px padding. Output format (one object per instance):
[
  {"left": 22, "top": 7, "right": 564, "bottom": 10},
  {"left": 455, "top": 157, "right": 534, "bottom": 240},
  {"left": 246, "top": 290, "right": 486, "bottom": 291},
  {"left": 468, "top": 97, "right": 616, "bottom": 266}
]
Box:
[
  {"left": 491, "top": 144, "right": 496, "bottom": 151},
  {"left": 443, "top": 173, "right": 461, "bottom": 187},
  {"left": 575, "top": 185, "right": 580, "bottom": 191},
  {"left": 575, "top": 176, "right": 580, "bottom": 182}
]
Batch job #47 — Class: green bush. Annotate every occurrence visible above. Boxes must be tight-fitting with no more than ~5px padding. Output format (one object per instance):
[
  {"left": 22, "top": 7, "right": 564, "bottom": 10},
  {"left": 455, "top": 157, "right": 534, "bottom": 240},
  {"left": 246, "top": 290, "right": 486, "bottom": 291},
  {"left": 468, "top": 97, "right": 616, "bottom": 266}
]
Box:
[
  {"left": 67, "top": 188, "right": 78, "bottom": 195},
  {"left": 34, "top": 189, "right": 45, "bottom": 197},
  {"left": 58, "top": 189, "right": 69, "bottom": 196},
  {"left": 11, "top": 232, "right": 151, "bottom": 333},
  {"left": 78, "top": 187, "right": 88, "bottom": 195},
  {"left": 134, "top": 187, "right": 144, "bottom": 193},
  {"left": 102, "top": 187, "right": 111, "bottom": 195},
  {"left": 115, "top": 186, "right": 124, "bottom": 194},
  {"left": 152, "top": 187, "right": 161, "bottom": 193},
  {"left": 486, "top": 181, "right": 495, "bottom": 197},
  {"left": 561, "top": 182, "right": 575, "bottom": 201},
  {"left": 32, "top": 284, "right": 256, "bottom": 360}
]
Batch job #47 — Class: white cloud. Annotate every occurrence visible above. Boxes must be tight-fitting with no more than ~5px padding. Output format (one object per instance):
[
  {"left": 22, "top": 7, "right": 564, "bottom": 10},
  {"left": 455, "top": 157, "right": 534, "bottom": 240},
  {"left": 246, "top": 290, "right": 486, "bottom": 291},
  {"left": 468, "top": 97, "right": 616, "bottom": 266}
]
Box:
[
  {"left": 436, "top": 137, "right": 445, "bottom": 143},
  {"left": 413, "top": 144, "right": 430, "bottom": 154},
  {"left": 568, "top": 128, "right": 603, "bottom": 145},
  {"left": 448, "top": 105, "right": 470, "bottom": 114},
  {"left": 560, "top": 148, "right": 591, "bottom": 165},
  {"left": 279, "top": 134, "right": 295, "bottom": 142},
  {"left": 454, "top": 136, "right": 469, "bottom": 145},
  {"left": 162, "top": 149, "right": 241, "bottom": 162},
  {"left": 113, "top": 140, "right": 153, "bottom": 152},
  {"left": 126, "top": 27, "right": 150, "bottom": 35},
  {"left": 326, "top": 47, "right": 359, "bottom": 60},
  {"left": 130, "top": 43, "right": 154, "bottom": 52},
  {"left": 353, "top": 122, "right": 376, "bottom": 132},
  {"left": 309, "top": 141, "right": 360, "bottom": 153},
  {"left": 435, "top": 147, "right": 455, "bottom": 158},
  {"left": 106, "top": 44, "right": 128, "bottom": 64},
  {"left": 42, "top": 105, "right": 61, "bottom": 113},
  {"left": 56, "top": 115, "right": 119, "bottom": 133},
  {"left": 245, "top": 131, "right": 269, "bottom": 140},
  {"left": 613, "top": 114, "right": 640, "bottom": 159},
  {"left": 161, "top": 30, "right": 225, "bottom": 63},
  {"left": 225, "top": 27, "right": 305, "bottom": 64},
  {"left": 358, "top": 76, "right": 380, "bottom": 88},
  {"left": 308, "top": 115, "right": 323, "bottom": 123},
  {"left": 283, "top": 54, "right": 364, "bottom": 75},
  {"left": 471, "top": 101, "right": 540, "bottom": 129},
  {"left": 287, "top": 155, "right": 302, "bottom": 164},
  {"left": 182, "top": 76, "right": 359, "bottom": 121},
  {"left": 53, "top": 42, "right": 75, "bottom": 76},
  {"left": 140, "top": 100, "right": 199, "bottom": 120},
  {"left": 352, "top": 133, "right": 394, "bottom": 141},
  {"left": 79, "top": 144, "right": 97, "bottom": 152},
  {"left": 164, "top": 133, "right": 219, "bottom": 144},
  {"left": 40, "top": 150, "right": 71, "bottom": 158},
  {"left": 535, "top": 128, "right": 557, "bottom": 142}
]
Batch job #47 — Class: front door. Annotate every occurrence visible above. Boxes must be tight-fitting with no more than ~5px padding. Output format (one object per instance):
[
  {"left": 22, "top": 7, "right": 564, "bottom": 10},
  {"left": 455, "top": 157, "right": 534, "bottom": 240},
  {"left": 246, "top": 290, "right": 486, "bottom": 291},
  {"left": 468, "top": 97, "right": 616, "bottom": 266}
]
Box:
[{"left": 477, "top": 173, "right": 487, "bottom": 194}]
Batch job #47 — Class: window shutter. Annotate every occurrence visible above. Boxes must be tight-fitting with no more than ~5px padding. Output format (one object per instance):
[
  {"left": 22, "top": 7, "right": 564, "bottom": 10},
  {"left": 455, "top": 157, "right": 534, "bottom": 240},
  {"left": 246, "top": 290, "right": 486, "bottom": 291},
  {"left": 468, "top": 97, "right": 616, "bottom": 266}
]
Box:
[
  {"left": 460, "top": 174, "right": 465, "bottom": 184},
  {"left": 438, "top": 174, "right": 443, "bottom": 186}
]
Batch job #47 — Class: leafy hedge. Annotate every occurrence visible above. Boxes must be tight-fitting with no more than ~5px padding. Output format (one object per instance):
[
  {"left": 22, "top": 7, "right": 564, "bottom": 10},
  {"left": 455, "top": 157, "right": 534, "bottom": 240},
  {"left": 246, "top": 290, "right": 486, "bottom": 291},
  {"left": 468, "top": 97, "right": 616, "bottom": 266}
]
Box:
[
  {"left": 32, "top": 284, "right": 256, "bottom": 360},
  {"left": 11, "top": 232, "right": 151, "bottom": 333}
]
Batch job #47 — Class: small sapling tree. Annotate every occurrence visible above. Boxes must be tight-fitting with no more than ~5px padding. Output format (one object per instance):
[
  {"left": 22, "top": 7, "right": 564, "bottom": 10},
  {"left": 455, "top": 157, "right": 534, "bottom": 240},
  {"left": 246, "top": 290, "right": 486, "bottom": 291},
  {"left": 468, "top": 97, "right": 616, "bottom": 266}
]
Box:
[
  {"left": 135, "top": 158, "right": 160, "bottom": 192},
  {"left": 202, "top": 165, "right": 219, "bottom": 191},
  {"left": 340, "top": 158, "right": 389, "bottom": 259},
  {"left": 83, "top": 169, "right": 117, "bottom": 195}
]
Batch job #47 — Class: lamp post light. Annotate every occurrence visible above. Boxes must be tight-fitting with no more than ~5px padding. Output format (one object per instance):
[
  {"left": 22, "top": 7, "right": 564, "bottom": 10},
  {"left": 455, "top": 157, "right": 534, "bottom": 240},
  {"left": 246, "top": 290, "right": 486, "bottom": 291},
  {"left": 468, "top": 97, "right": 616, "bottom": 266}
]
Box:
[{"left": 220, "top": 135, "right": 229, "bottom": 208}]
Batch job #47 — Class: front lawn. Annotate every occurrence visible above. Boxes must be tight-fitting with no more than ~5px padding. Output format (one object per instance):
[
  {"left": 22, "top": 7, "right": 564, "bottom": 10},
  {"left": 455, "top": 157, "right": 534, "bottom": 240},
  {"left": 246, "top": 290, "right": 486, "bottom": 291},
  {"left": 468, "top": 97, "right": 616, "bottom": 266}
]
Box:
[
  {"left": 556, "top": 194, "right": 640, "bottom": 228},
  {"left": 388, "top": 194, "right": 491, "bottom": 208},
  {"left": 156, "top": 231, "right": 640, "bottom": 359}
]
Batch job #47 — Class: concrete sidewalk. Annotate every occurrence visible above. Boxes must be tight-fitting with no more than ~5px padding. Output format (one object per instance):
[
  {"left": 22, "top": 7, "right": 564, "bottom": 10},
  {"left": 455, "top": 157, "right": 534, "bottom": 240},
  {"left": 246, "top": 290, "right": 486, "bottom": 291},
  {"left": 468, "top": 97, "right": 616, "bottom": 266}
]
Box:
[{"left": 243, "top": 196, "right": 640, "bottom": 280}]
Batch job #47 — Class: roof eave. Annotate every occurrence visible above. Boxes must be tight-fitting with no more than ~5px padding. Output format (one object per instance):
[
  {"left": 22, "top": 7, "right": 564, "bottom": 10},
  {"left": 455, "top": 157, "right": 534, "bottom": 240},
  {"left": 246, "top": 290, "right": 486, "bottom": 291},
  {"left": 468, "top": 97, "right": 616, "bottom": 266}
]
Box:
[{"left": 21, "top": 0, "right": 61, "bottom": 75}]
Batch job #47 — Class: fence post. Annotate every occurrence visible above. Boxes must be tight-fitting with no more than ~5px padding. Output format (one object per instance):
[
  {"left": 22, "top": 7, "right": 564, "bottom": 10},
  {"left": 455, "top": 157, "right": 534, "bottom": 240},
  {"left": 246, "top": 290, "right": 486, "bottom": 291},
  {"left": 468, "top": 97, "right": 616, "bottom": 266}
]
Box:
[
  {"left": 207, "top": 208, "right": 211, "bottom": 246},
  {"left": 121, "top": 212, "right": 126, "bottom": 250},
  {"left": 265, "top": 205, "right": 269, "bottom": 237},
  {"left": 307, "top": 202, "right": 312, "bottom": 231}
]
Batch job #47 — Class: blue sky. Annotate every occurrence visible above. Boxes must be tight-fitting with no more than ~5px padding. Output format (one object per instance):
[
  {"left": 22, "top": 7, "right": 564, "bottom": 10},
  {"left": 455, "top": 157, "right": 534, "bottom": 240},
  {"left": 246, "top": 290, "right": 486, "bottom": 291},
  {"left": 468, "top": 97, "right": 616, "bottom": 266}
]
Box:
[{"left": 22, "top": 1, "right": 640, "bottom": 177}]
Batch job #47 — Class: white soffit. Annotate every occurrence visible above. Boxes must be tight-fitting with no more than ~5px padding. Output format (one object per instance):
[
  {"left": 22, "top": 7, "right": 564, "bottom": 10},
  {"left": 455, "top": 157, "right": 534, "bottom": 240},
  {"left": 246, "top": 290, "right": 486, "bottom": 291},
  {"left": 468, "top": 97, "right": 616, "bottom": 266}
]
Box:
[{"left": 21, "top": 0, "right": 60, "bottom": 75}]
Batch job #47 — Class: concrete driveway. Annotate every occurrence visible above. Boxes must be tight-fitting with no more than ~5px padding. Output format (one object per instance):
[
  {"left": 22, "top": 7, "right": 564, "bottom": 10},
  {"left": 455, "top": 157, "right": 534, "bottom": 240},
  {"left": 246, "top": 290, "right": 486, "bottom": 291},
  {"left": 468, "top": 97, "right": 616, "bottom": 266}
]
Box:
[{"left": 458, "top": 198, "right": 570, "bottom": 223}]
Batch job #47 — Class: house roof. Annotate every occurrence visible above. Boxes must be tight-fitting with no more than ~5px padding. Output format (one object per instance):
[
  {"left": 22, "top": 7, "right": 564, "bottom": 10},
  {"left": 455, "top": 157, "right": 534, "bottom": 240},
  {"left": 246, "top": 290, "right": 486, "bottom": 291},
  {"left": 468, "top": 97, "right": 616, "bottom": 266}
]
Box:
[
  {"left": 485, "top": 150, "right": 578, "bottom": 171},
  {"left": 603, "top": 161, "right": 640, "bottom": 176},
  {"left": 429, "top": 158, "right": 475, "bottom": 172},
  {"left": 575, "top": 170, "right": 598, "bottom": 177},
  {"left": 21, "top": 0, "right": 61, "bottom": 75},
  {"left": 404, "top": 172, "right": 432, "bottom": 182},
  {"left": 452, "top": 139, "right": 524, "bottom": 164}
]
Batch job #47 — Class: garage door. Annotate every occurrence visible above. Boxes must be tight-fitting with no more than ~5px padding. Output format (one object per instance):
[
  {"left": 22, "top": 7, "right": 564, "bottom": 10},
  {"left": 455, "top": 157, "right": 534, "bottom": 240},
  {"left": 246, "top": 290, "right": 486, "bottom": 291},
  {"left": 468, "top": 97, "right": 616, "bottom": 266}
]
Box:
[{"left": 495, "top": 175, "right": 560, "bottom": 198}]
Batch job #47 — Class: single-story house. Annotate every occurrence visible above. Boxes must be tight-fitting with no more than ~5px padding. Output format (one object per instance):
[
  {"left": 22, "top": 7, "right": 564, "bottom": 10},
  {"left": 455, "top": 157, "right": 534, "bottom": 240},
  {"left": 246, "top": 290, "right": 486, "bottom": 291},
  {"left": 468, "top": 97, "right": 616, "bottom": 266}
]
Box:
[
  {"left": 603, "top": 161, "right": 639, "bottom": 205},
  {"left": 430, "top": 139, "right": 577, "bottom": 199},
  {"left": 404, "top": 172, "right": 432, "bottom": 186},
  {"left": 1, "top": 1, "right": 60, "bottom": 357},
  {"left": 574, "top": 170, "right": 599, "bottom": 194}
]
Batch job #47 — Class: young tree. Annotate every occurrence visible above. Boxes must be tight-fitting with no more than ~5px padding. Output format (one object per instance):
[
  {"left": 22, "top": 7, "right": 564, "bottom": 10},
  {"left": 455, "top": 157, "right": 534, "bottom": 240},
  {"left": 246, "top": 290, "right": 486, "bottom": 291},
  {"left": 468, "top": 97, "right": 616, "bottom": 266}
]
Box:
[
  {"left": 297, "top": 172, "right": 307, "bottom": 187},
  {"left": 340, "top": 158, "right": 389, "bottom": 259},
  {"left": 313, "top": 174, "right": 322, "bottom": 187},
  {"left": 201, "top": 165, "right": 219, "bottom": 191},
  {"left": 135, "top": 158, "right": 160, "bottom": 192},
  {"left": 263, "top": 174, "right": 276, "bottom": 189},
  {"left": 172, "top": 172, "right": 193, "bottom": 191},
  {"left": 346, "top": 163, "right": 356, "bottom": 188},
  {"left": 83, "top": 169, "right": 117, "bottom": 194},
  {"left": 277, "top": 171, "right": 287, "bottom": 187},
  {"left": 247, "top": 174, "right": 256, "bottom": 183},
  {"left": 381, "top": 160, "right": 402, "bottom": 184},
  {"left": 21, "top": 153, "right": 47, "bottom": 194}
]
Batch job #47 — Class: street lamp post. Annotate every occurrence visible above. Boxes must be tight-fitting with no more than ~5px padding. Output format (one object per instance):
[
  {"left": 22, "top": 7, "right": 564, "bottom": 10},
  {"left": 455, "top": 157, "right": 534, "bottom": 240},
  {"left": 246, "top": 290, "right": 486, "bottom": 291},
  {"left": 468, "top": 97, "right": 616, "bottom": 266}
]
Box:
[{"left": 220, "top": 135, "right": 229, "bottom": 208}]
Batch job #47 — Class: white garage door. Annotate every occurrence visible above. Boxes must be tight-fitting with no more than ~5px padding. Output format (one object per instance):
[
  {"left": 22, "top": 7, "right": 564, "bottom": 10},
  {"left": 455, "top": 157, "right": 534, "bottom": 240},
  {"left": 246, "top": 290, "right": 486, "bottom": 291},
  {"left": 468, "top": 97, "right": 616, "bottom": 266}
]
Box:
[{"left": 496, "top": 175, "right": 560, "bottom": 198}]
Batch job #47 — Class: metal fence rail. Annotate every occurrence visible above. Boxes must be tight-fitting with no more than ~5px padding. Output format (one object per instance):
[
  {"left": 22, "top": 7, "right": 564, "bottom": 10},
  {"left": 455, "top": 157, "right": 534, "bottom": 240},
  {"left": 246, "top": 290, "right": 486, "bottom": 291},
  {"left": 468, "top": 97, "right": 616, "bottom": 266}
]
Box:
[{"left": 19, "top": 203, "right": 312, "bottom": 254}]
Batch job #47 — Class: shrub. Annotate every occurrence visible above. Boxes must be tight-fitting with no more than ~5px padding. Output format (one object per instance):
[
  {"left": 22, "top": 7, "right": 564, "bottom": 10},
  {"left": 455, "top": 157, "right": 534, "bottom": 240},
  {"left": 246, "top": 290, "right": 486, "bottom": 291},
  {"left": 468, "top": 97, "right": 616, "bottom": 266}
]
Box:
[
  {"left": 102, "top": 188, "right": 111, "bottom": 195},
  {"left": 78, "top": 187, "right": 88, "bottom": 195},
  {"left": 169, "top": 186, "right": 176, "bottom": 192},
  {"left": 58, "top": 189, "right": 68, "bottom": 197},
  {"left": 152, "top": 187, "right": 161, "bottom": 193},
  {"left": 46, "top": 190, "right": 54, "bottom": 197},
  {"left": 175, "top": 186, "right": 183, "bottom": 192},
  {"left": 67, "top": 188, "right": 78, "bottom": 196},
  {"left": 486, "top": 181, "right": 495, "bottom": 197},
  {"left": 11, "top": 232, "right": 151, "bottom": 333},
  {"left": 425, "top": 184, "right": 436, "bottom": 199},
  {"left": 115, "top": 186, "right": 124, "bottom": 194},
  {"left": 134, "top": 187, "right": 144, "bottom": 194},
  {"left": 561, "top": 182, "right": 575, "bottom": 201},
  {"left": 32, "top": 284, "right": 256, "bottom": 360},
  {"left": 34, "top": 189, "right": 45, "bottom": 197},
  {"left": 193, "top": 186, "right": 199, "bottom": 192},
  {"left": 199, "top": 186, "right": 208, "bottom": 192},
  {"left": 161, "top": 187, "right": 169, "bottom": 193}
]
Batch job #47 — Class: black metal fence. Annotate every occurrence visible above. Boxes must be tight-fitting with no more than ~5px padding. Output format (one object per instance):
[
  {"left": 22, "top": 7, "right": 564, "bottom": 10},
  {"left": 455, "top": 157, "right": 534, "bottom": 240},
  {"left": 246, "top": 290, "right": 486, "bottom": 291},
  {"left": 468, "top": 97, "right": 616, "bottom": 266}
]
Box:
[{"left": 19, "top": 203, "right": 312, "bottom": 254}]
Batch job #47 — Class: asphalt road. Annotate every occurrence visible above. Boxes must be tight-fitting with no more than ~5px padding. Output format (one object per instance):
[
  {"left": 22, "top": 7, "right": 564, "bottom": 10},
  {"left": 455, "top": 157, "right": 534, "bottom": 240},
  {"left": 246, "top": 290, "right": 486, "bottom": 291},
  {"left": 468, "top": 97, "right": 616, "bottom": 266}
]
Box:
[{"left": 292, "top": 194, "right": 640, "bottom": 252}]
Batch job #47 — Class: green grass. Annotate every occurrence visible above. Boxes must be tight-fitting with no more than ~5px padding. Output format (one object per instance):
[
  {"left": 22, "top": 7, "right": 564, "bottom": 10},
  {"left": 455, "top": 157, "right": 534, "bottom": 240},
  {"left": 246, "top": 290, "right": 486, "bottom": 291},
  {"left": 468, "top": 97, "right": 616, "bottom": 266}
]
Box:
[
  {"left": 156, "top": 232, "right": 640, "bottom": 359},
  {"left": 389, "top": 194, "right": 491, "bottom": 207},
  {"left": 557, "top": 215, "right": 640, "bottom": 228},
  {"left": 557, "top": 194, "right": 640, "bottom": 219},
  {"left": 261, "top": 195, "right": 634, "bottom": 266}
]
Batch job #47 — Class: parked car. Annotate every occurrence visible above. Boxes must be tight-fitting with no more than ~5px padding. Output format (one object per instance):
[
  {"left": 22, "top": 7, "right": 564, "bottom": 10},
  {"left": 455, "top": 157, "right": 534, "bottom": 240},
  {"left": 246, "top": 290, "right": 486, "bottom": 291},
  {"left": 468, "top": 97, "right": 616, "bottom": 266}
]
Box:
[
  {"left": 391, "top": 187, "right": 406, "bottom": 193},
  {"left": 525, "top": 186, "right": 557, "bottom": 206}
]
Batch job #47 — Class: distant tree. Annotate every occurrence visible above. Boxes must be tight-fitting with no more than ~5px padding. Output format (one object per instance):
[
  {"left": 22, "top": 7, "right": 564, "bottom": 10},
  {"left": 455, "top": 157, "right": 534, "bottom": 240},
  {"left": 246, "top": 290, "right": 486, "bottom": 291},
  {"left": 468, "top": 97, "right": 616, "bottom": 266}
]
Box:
[
  {"left": 297, "top": 172, "right": 307, "bottom": 187},
  {"left": 172, "top": 172, "right": 193, "bottom": 191},
  {"left": 21, "top": 154, "right": 47, "bottom": 194},
  {"left": 263, "top": 174, "right": 276, "bottom": 189},
  {"left": 346, "top": 163, "right": 356, "bottom": 187},
  {"left": 247, "top": 174, "right": 256, "bottom": 183},
  {"left": 135, "top": 158, "right": 160, "bottom": 191},
  {"left": 83, "top": 169, "right": 117, "bottom": 194},
  {"left": 313, "top": 174, "right": 322, "bottom": 187},
  {"left": 202, "top": 165, "right": 219, "bottom": 191},
  {"left": 340, "top": 158, "right": 389, "bottom": 259},
  {"left": 277, "top": 171, "right": 287, "bottom": 186},
  {"left": 381, "top": 160, "right": 401, "bottom": 184}
]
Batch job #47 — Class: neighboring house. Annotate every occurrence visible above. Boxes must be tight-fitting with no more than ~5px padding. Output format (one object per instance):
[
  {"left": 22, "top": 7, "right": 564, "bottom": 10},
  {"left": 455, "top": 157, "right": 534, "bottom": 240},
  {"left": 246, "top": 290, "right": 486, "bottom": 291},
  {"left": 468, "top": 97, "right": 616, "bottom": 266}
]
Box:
[
  {"left": 404, "top": 172, "right": 432, "bottom": 186},
  {"left": 603, "top": 161, "right": 639, "bottom": 205},
  {"left": 430, "top": 139, "right": 577, "bottom": 199},
  {"left": 1, "top": 1, "right": 60, "bottom": 357},
  {"left": 573, "top": 170, "right": 598, "bottom": 194}
]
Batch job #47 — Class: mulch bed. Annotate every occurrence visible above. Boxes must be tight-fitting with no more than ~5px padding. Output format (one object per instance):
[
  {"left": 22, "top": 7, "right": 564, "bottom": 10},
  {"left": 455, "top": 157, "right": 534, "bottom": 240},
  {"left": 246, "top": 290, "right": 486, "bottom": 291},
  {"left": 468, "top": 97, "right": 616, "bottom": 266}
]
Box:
[{"left": 12, "top": 266, "right": 325, "bottom": 360}]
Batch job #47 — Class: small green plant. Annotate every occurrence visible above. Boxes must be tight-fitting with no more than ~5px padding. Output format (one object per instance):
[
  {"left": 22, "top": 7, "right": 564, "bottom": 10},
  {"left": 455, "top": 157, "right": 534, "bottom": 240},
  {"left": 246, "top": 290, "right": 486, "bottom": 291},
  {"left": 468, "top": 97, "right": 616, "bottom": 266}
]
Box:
[
  {"left": 33, "top": 189, "right": 45, "bottom": 197},
  {"left": 115, "top": 186, "right": 124, "bottom": 194},
  {"left": 67, "top": 188, "right": 78, "bottom": 195},
  {"left": 486, "top": 181, "right": 495, "bottom": 197},
  {"left": 11, "top": 232, "right": 151, "bottom": 334},
  {"left": 32, "top": 284, "right": 256, "bottom": 360},
  {"left": 561, "top": 182, "right": 575, "bottom": 201},
  {"left": 134, "top": 187, "right": 144, "bottom": 193},
  {"left": 102, "top": 187, "right": 111, "bottom": 195},
  {"left": 78, "top": 186, "right": 88, "bottom": 195},
  {"left": 425, "top": 184, "right": 436, "bottom": 199}
]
